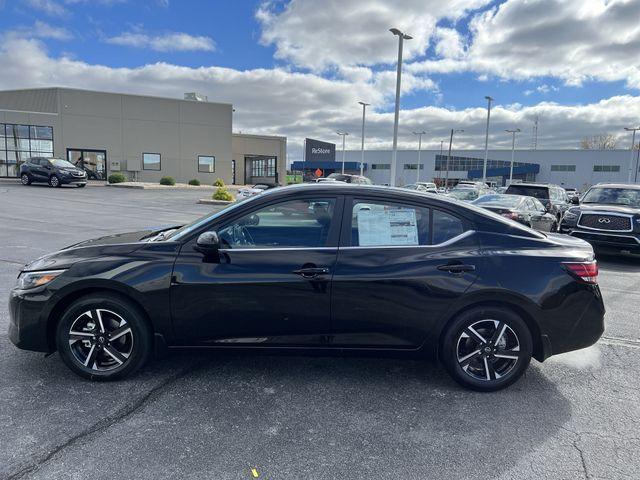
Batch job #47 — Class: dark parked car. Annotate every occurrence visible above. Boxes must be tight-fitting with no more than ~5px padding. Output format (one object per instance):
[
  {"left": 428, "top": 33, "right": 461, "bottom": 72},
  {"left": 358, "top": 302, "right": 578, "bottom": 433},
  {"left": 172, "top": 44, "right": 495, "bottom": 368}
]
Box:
[
  {"left": 505, "top": 183, "right": 569, "bottom": 229},
  {"left": 472, "top": 194, "right": 558, "bottom": 231},
  {"left": 323, "top": 173, "right": 372, "bottom": 184},
  {"left": 9, "top": 184, "right": 604, "bottom": 391},
  {"left": 20, "top": 157, "right": 87, "bottom": 187},
  {"left": 560, "top": 183, "right": 640, "bottom": 255}
]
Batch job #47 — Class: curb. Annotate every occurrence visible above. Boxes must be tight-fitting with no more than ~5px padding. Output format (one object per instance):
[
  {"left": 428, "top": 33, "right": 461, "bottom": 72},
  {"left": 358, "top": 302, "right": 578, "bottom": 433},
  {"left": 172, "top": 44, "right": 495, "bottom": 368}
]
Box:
[{"left": 197, "top": 198, "right": 235, "bottom": 205}]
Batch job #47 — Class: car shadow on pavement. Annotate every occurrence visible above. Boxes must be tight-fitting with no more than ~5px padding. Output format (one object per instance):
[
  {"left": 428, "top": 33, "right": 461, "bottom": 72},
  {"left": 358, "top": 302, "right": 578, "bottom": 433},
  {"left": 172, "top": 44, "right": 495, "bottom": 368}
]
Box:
[
  {"left": 2, "top": 347, "right": 574, "bottom": 479},
  {"left": 596, "top": 252, "right": 640, "bottom": 272}
]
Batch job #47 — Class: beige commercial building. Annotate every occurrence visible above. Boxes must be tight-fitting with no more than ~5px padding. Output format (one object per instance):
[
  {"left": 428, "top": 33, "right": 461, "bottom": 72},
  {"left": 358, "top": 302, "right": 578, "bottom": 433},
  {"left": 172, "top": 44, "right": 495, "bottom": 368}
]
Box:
[{"left": 0, "top": 87, "right": 286, "bottom": 185}]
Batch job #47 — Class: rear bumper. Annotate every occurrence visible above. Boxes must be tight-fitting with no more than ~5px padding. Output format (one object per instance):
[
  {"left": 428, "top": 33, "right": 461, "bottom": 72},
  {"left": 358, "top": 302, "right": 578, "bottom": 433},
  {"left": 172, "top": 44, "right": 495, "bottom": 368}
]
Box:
[{"left": 540, "top": 284, "right": 605, "bottom": 360}]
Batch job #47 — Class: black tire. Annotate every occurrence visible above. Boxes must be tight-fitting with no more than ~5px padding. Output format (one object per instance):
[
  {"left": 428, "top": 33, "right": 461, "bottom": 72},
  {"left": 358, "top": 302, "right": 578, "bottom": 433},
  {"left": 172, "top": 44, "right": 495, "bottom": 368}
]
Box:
[
  {"left": 77, "top": 184, "right": 86, "bottom": 188},
  {"left": 20, "top": 173, "right": 32, "bottom": 185},
  {"left": 441, "top": 306, "right": 532, "bottom": 392},
  {"left": 49, "top": 175, "right": 61, "bottom": 188},
  {"left": 56, "top": 293, "right": 152, "bottom": 380},
  {"left": 551, "top": 221, "right": 558, "bottom": 232}
]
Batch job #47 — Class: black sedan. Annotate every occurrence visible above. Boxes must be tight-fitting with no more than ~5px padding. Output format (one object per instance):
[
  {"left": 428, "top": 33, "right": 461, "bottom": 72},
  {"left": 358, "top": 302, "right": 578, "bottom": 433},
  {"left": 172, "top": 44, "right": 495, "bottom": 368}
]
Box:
[
  {"left": 8, "top": 184, "right": 604, "bottom": 391},
  {"left": 472, "top": 194, "right": 558, "bottom": 231}
]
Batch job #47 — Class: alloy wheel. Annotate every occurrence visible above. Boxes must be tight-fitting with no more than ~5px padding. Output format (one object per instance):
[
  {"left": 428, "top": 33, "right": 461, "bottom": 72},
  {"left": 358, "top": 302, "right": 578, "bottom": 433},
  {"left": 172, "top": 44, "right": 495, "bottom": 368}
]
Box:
[
  {"left": 21, "top": 174, "right": 29, "bottom": 185},
  {"left": 456, "top": 319, "right": 522, "bottom": 381},
  {"left": 50, "top": 176, "right": 59, "bottom": 187},
  {"left": 68, "top": 309, "right": 134, "bottom": 371}
]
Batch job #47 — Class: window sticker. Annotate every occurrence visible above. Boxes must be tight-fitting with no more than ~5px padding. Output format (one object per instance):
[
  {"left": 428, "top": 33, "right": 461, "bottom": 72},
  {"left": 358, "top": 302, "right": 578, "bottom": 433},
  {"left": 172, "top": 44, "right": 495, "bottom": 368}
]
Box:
[{"left": 356, "top": 206, "right": 419, "bottom": 246}]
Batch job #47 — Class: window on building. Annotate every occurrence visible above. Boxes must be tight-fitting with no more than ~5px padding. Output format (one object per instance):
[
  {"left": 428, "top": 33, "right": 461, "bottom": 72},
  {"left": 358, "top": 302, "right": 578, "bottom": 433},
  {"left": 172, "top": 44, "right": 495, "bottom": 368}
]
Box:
[
  {"left": 593, "top": 165, "right": 620, "bottom": 172},
  {"left": 247, "top": 155, "right": 276, "bottom": 178},
  {"left": 550, "top": 165, "right": 576, "bottom": 172},
  {"left": 143, "top": 153, "right": 161, "bottom": 171},
  {"left": 198, "top": 155, "right": 215, "bottom": 173},
  {"left": 371, "top": 164, "right": 390, "bottom": 170},
  {"left": 0, "top": 123, "right": 54, "bottom": 177},
  {"left": 403, "top": 164, "right": 425, "bottom": 170}
]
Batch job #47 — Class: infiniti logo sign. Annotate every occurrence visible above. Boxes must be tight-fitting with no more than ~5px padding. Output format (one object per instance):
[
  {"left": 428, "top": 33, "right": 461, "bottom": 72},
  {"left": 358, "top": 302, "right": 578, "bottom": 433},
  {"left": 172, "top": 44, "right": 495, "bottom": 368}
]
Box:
[{"left": 598, "top": 217, "right": 611, "bottom": 224}]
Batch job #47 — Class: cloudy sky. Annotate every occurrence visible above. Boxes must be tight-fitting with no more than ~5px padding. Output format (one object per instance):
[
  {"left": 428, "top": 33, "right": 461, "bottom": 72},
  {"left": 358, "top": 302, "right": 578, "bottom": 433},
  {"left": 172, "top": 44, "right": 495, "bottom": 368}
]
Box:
[{"left": 1, "top": 0, "right": 639, "bottom": 159}]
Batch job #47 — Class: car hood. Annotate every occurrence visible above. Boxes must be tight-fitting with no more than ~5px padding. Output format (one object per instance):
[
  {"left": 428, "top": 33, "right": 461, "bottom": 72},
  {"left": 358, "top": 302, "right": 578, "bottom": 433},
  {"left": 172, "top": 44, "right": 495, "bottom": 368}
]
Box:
[
  {"left": 577, "top": 204, "right": 639, "bottom": 215},
  {"left": 22, "top": 227, "right": 180, "bottom": 272}
]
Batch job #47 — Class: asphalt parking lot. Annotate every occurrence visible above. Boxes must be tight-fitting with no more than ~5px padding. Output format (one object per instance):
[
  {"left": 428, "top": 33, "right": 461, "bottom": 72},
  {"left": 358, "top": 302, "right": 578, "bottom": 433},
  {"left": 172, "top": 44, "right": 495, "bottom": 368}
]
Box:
[{"left": 1, "top": 181, "right": 639, "bottom": 480}]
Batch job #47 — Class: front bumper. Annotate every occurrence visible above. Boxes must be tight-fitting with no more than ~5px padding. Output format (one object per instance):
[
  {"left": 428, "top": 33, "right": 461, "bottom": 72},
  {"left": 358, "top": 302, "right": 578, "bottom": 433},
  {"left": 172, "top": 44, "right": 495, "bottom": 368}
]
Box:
[
  {"left": 560, "top": 225, "right": 640, "bottom": 254},
  {"left": 60, "top": 176, "right": 87, "bottom": 185},
  {"left": 8, "top": 286, "right": 55, "bottom": 352}
]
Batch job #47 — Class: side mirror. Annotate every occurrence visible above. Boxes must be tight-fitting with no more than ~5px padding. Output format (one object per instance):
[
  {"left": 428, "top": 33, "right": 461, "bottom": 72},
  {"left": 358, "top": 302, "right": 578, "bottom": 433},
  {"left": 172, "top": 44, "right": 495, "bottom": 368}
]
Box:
[
  {"left": 570, "top": 196, "right": 579, "bottom": 205},
  {"left": 194, "top": 231, "right": 220, "bottom": 256}
]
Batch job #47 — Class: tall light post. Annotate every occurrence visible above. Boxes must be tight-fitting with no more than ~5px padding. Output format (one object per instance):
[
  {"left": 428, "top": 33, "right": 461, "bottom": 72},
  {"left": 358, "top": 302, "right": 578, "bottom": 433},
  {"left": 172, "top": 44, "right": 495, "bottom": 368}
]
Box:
[
  {"left": 482, "top": 95, "right": 493, "bottom": 184},
  {"left": 358, "top": 101, "right": 370, "bottom": 177},
  {"left": 625, "top": 127, "right": 640, "bottom": 183},
  {"left": 337, "top": 131, "right": 349, "bottom": 174},
  {"left": 445, "top": 129, "right": 464, "bottom": 188},
  {"left": 412, "top": 130, "right": 426, "bottom": 183},
  {"left": 389, "top": 28, "right": 412, "bottom": 187},
  {"left": 439, "top": 139, "right": 444, "bottom": 186},
  {"left": 505, "top": 128, "right": 520, "bottom": 185}
]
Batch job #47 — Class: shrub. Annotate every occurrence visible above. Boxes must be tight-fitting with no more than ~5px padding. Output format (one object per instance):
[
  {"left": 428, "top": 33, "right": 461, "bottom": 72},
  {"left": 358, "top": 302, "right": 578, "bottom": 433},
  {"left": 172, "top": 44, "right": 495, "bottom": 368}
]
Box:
[
  {"left": 159, "top": 176, "right": 175, "bottom": 186},
  {"left": 107, "top": 173, "right": 126, "bottom": 184},
  {"left": 212, "top": 186, "right": 234, "bottom": 201},
  {"left": 213, "top": 178, "right": 225, "bottom": 187},
  {"left": 188, "top": 179, "right": 201, "bottom": 186}
]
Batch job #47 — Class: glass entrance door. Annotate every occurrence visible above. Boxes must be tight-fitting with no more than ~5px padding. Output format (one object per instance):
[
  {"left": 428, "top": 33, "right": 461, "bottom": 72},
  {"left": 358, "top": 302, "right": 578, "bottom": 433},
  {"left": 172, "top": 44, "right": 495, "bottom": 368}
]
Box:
[{"left": 67, "top": 149, "right": 107, "bottom": 180}]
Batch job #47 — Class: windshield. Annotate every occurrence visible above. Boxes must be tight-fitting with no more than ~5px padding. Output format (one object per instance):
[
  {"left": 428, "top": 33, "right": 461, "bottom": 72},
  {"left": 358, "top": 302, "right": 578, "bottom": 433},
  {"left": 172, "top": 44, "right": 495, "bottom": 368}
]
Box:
[
  {"left": 449, "top": 189, "right": 479, "bottom": 201},
  {"left": 50, "top": 158, "right": 76, "bottom": 168},
  {"left": 506, "top": 185, "right": 548, "bottom": 200},
  {"left": 473, "top": 194, "right": 522, "bottom": 208},
  {"left": 327, "top": 173, "right": 350, "bottom": 182},
  {"left": 581, "top": 187, "right": 640, "bottom": 207},
  {"left": 165, "top": 197, "right": 254, "bottom": 240}
]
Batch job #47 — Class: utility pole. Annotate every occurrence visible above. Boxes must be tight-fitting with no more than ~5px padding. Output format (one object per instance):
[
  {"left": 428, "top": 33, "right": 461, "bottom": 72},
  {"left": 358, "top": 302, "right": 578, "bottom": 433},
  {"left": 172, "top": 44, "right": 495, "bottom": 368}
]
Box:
[
  {"left": 413, "top": 130, "right": 426, "bottom": 183},
  {"left": 358, "top": 101, "right": 370, "bottom": 177},
  {"left": 506, "top": 128, "right": 520, "bottom": 185},
  {"left": 482, "top": 96, "right": 493, "bottom": 184},
  {"left": 389, "top": 28, "right": 412, "bottom": 187},
  {"left": 446, "top": 129, "right": 464, "bottom": 188},
  {"left": 337, "top": 131, "right": 349, "bottom": 174},
  {"left": 624, "top": 127, "right": 640, "bottom": 183}
]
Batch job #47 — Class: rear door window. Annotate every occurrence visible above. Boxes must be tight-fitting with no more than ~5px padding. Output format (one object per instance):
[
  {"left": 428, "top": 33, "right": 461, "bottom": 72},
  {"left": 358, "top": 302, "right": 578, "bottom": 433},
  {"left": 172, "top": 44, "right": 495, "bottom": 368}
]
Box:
[
  {"left": 433, "top": 209, "right": 465, "bottom": 244},
  {"left": 350, "top": 200, "right": 430, "bottom": 246}
]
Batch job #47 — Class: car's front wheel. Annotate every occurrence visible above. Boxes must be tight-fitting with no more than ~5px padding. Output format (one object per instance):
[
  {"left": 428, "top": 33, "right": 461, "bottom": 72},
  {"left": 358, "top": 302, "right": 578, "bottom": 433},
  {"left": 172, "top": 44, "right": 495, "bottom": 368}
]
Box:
[
  {"left": 49, "top": 175, "right": 61, "bottom": 188},
  {"left": 56, "top": 293, "right": 152, "bottom": 380},
  {"left": 20, "top": 173, "right": 31, "bottom": 185},
  {"left": 441, "top": 306, "right": 532, "bottom": 391}
]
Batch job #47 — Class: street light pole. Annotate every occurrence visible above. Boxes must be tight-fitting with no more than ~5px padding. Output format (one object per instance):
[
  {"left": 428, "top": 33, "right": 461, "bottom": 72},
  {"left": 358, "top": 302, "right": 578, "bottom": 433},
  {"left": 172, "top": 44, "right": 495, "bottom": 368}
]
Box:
[
  {"left": 389, "top": 28, "right": 412, "bottom": 187},
  {"left": 625, "top": 127, "right": 640, "bottom": 183},
  {"left": 358, "top": 101, "right": 370, "bottom": 177},
  {"left": 505, "top": 128, "right": 520, "bottom": 185},
  {"left": 445, "top": 129, "right": 464, "bottom": 188},
  {"left": 482, "top": 96, "right": 493, "bottom": 184},
  {"left": 412, "top": 131, "right": 426, "bottom": 183},
  {"left": 337, "top": 131, "right": 349, "bottom": 174}
]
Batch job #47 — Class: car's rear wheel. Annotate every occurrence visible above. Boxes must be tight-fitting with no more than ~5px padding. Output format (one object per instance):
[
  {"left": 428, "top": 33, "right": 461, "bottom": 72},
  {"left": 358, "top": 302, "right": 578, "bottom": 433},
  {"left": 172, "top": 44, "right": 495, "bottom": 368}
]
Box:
[
  {"left": 56, "top": 293, "right": 152, "bottom": 380},
  {"left": 441, "top": 306, "right": 532, "bottom": 391},
  {"left": 77, "top": 184, "right": 86, "bottom": 188},
  {"left": 49, "top": 175, "right": 61, "bottom": 188},
  {"left": 20, "top": 173, "right": 31, "bottom": 185}
]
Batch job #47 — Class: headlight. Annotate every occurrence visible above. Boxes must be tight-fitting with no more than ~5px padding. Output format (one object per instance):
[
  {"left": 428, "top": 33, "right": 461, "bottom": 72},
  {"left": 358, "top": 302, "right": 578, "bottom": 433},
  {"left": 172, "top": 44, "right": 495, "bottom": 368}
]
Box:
[
  {"left": 563, "top": 211, "right": 578, "bottom": 221},
  {"left": 16, "top": 270, "right": 66, "bottom": 290}
]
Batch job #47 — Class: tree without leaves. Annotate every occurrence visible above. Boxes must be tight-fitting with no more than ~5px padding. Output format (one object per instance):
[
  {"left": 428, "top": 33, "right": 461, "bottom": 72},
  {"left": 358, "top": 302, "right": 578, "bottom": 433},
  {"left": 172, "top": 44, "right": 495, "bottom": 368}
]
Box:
[{"left": 580, "top": 133, "right": 617, "bottom": 150}]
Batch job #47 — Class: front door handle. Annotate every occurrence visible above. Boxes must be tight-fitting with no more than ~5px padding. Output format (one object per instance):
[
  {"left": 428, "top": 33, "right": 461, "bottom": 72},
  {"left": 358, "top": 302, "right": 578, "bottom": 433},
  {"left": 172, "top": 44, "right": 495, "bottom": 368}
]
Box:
[
  {"left": 292, "top": 267, "right": 330, "bottom": 278},
  {"left": 437, "top": 263, "right": 476, "bottom": 274}
]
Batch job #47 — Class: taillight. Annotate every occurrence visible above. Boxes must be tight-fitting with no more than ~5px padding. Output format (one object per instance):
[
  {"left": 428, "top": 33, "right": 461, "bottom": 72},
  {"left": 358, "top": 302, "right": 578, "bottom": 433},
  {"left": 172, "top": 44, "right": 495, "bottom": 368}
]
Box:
[
  {"left": 562, "top": 261, "right": 598, "bottom": 284},
  {"left": 501, "top": 212, "right": 519, "bottom": 220}
]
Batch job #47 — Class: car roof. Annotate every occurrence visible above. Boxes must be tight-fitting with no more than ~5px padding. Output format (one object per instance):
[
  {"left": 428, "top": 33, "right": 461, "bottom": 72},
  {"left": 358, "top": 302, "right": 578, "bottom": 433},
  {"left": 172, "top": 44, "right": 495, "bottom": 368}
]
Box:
[
  {"left": 507, "top": 182, "right": 554, "bottom": 188},
  {"left": 592, "top": 183, "right": 640, "bottom": 190}
]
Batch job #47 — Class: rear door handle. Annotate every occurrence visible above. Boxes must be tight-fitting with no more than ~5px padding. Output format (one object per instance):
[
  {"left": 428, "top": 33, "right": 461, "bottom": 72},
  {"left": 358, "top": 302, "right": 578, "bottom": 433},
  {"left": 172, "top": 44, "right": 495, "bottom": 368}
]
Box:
[
  {"left": 292, "top": 267, "right": 330, "bottom": 278},
  {"left": 437, "top": 263, "right": 476, "bottom": 273}
]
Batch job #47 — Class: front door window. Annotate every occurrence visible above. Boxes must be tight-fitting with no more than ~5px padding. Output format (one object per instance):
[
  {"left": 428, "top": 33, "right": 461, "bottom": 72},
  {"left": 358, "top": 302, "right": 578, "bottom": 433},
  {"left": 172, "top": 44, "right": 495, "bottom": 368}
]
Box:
[{"left": 67, "top": 149, "right": 107, "bottom": 180}]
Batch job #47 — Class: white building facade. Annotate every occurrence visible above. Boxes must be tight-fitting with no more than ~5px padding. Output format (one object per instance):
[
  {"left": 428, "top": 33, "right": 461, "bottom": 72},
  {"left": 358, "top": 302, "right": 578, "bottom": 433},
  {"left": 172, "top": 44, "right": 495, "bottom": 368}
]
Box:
[{"left": 339, "top": 149, "right": 638, "bottom": 190}]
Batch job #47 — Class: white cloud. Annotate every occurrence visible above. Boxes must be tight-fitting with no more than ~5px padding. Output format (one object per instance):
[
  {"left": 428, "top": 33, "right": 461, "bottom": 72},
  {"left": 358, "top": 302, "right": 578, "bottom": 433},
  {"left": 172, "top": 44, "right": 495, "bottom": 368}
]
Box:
[
  {"left": 256, "top": 0, "right": 491, "bottom": 71},
  {"left": 434, "top": 27, "right": 465, "bottom": 59},
  {"left": 5, "top": 20, "right": 73, "bottom": 41},
  {"left": 106, "top": 31, "right": 216, "bottom": 52},
  {"left": 409, "top": 0, "right": 640, "bottom": 89},
  {"left": 24, "top": 0, "right": 68, "bottom": 17},
  {"left": 1, "top": 37, "right": 638, "bottom": 158}
]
